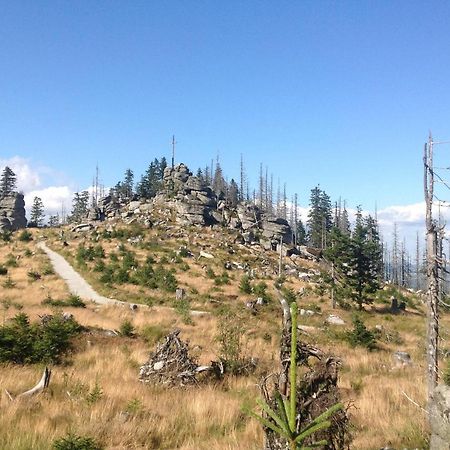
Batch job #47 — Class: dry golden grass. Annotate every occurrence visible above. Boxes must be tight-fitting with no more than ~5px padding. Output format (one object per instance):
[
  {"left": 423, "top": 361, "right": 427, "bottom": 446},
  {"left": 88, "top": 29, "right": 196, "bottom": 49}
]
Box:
[{"left": 0, "top": 226, "right": 441, "bottom": 449}]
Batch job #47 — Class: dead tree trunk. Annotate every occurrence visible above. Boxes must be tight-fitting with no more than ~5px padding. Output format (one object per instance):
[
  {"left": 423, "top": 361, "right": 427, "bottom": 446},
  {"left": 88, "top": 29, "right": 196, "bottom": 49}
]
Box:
[
  {"left": 424, "top": 135, "right": 439, "bottom": 410},
  {"left": 5, "top": 367, "right": 51, "bottom": 401}
]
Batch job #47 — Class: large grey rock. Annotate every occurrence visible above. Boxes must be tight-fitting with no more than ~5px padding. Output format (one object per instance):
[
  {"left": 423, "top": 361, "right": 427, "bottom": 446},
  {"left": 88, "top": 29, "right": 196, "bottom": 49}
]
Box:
[
  {"left": 430, "top": 384, "right": 450, "bottom": 449},
  {"left": 0, "top": 193, "right": 27, "bottom": 231},
  {"left": 236, "top": 203, "right": 260, "bottom": 230},
  {"left": 261, "top": 216, "right": 292, "bottom": 244},
  {"left": 326, "top": 314, "right": 345, "bottom": 326},
  {"left": 163, "top": 164, "right": 218, "bottom": 225},
  {"left": 392, "top": 351, "right": 412, "bottom": 366}
]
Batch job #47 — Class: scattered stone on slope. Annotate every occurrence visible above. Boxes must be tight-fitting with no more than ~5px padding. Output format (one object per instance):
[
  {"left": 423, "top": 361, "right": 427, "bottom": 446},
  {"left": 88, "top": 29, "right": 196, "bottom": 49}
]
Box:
[
  {"left": 392, "top": 351, "right": 412, "bottom": 367},
  {"left": 326, "top": 314, "right": 346, "bottom": 326}
]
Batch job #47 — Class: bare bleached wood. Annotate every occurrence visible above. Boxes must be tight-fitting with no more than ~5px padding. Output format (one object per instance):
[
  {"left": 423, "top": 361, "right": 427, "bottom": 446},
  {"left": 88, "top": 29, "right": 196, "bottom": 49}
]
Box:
[
  {"left": 5, "top": 367, "right": 51, "bottom": 401},
  {"left": 424, "top": 134, "right": 440, "bottom": 411}
]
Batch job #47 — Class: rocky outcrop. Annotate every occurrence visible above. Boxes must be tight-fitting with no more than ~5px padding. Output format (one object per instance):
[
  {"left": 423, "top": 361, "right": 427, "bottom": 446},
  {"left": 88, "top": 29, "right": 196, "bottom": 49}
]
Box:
[
  {"left": 89, "top": 163, "right": 297, "bottom": 254},
  {"left": 260, "top": 217, "right": 292, "bottom": 250},
  {"left": 0, "top": 193, "right": 27, "bottom": 232},
  {"left": 163, "top": 164, "right": 218, "bottom": 226},
  {"left": 430, "top": 384, "right": 450, "bottom": 449},
  {"left": 236, "top": 203, "right": 261, "bottom": 230}
]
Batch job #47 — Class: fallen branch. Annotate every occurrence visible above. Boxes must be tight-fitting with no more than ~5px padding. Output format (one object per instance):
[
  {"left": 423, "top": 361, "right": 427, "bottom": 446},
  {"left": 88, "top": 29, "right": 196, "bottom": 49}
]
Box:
[
  {"left": 401, "top": 390, "right": 429, "bottom": 415},
  {"left": 5, "top": 367, "right": 51, "bottom": 401}
]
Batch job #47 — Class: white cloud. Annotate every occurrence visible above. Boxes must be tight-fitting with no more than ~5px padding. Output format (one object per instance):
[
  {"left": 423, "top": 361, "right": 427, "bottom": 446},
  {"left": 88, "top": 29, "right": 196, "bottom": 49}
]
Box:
[
  {"left": 0, "top": 156, "right": 78, "bottom": 221},
  {"left": 0, "top": 156, "right": 41, "bottom": 191},
  {"left": 24, "top": 186, "right": 74, "bottom": 218}
]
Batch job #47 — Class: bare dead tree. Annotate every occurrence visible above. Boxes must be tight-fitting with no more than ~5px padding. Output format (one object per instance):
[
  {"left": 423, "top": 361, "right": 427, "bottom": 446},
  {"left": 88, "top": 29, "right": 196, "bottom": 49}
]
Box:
[{"left": 424, "top": 133, "right": 439, "bottom": 411}]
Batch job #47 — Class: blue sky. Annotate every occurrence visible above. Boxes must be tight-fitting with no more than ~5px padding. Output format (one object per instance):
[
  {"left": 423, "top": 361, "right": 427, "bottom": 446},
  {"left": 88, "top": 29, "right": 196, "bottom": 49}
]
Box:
[{"left": 1, "top": 0, "right": 450, "bottom": 235}]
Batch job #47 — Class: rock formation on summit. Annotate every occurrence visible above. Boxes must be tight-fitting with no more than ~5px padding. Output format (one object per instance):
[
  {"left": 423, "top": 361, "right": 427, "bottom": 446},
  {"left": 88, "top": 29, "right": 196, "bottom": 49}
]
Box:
[
  {"left": 85, "top": 162, "right": 294, "bottom": 251},
  {"left": 0, "top": 193, "right": 27, "bottom": 232}
]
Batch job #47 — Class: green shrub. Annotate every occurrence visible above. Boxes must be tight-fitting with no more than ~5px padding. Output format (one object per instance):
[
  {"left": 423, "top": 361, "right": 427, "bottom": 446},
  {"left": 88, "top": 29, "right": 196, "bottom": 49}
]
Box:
[
  {"left": 0, "top": 231, "right": 12, "bottom": 242},
  {"left": 77, "top": 245, "right": 106, "bottom": 263},
  {"left": 99, "top": 266, "right": 115, "bottom": 284},
  {"left": 18, "top": 230, "right": 33, "bottom": 242},
  {"left": 253, "top": 281, "right": 269, "bottom": 300},
  {"left": 345, "top": 316, "right": 377, "bottom": 351},
  {"left": 52, "top": 433, "right": 103, "bottom": 450},
  {"left": 154, "top": 266, "right": 178, "bottom": 292},
  {"left": 239, "top": 275, "right": 252, "bottom": 294},
  {"left": 93, "top": 260, "right": 106, "bottom": 272},
  {"left": 122, "top": 251, "right": 138, "bottom": 270},
  {"left": 125, "top": 398, "right": 143, "bottom": 415},
  {"left": 5, "top": 254, "right": 18, "bottom": 267},
  {"left": 174, "top": 298, "right": 193, "bottom": 325},
  {"left": 119, "top": 319, "right": 135, "bottom": 337},
  {"left": 214, "top": 271, "right": 230, "bottom": 286},
  {"left": 27, "top": 270, "right": 42, "bottom": 281},
  {"left": 0, "top": 266, "right": 7, "bottom": 275},
  {"left": 43, "top": 294, "right": 86, "bottom": 308},
  {"left": 42, "top": 264, "right": 55, "bottom": 275},
  {"left": 180, "top": 262, "right": 190, "bottom": 271},
  {"left": 86, "top": 381, "right": 103, "bottom": 404},
  {"left": 2, "top": 276, "right": 15, "bottom": 288},
  {"left": 179, "top": 247, "right": 190, "bottom": 257},
  {"left": 0, "top": 313, "right": 82, "bottom": 364},
  {"left": 281, "top": 287, "right": 296, "bottom": 303},
  {"left": 67, "top": 295, "right": 85, "bottom": 307},
  {"left": 215, "top": 309, "right": 245, "bottom": 373}
]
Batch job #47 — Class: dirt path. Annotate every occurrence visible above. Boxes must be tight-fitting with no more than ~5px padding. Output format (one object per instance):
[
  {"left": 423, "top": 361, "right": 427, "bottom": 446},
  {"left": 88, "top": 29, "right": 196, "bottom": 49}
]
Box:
[
  {"left": 37, "top": 242, "right": 124, "bottom": 306},
  {"left": 37, "top": 241, "right": 207, "bottom": 315}
]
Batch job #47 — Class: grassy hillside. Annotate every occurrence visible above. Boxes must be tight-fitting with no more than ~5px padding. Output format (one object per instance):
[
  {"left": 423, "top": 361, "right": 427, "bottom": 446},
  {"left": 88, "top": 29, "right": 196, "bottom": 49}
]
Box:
[{"left": 0, "top": 223, "right": 444, "bottom": 449}]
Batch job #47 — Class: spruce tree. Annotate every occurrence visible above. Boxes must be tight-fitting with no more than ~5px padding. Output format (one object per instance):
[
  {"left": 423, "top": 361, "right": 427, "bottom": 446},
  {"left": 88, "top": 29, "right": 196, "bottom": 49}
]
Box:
[
  {"left": 69, "top": 191, "right": 89, "bottom": 223},
  {"left": 307, "top": 186, "right": 333, "bottom": 249},
  {"left": 228, "top": 179, "right": 239, "bottom": 208},
  {"left": 48, "top": 214, "right": 60, "bottom": 227},
  {"left": 326, "top": 211, "right": 381, "bottom": 309},
  {"left": 296, "top": 220, "right": 307, "bottom": 245},
  {"left": 122, "top": 169, "right": 134, "bottom": 200},
  {"left": 212, "top": 161, "right": 226, "bottom": 198},
  {"left": 30, "top": 196, "right": 45, "bottom": 227},
  {"left": 0, "top": 166, "right": 17, "bottom": 198}
]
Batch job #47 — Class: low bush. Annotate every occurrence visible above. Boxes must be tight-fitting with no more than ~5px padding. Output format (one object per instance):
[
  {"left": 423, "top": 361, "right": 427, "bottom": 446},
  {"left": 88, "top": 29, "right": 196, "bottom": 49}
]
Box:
[
  {"left": 239, "top": 275, "right": 252, "bottom": 294},
  {"left": 345, "top": 315, "right": 377, "bottom": 351},
  {"left": 0, "top": 313, "right": 82, "bottom": 364},
  {"left": 52, "top": 433, "right": 103, "bottom": 450},
  {"left": 2, "top": 276, "right": 16, "bottom": 288},
  {"left": 27, "top": 270, "right": 42, "bottom": 281},
  {"left": 0, "top": 266, "right": 7, "bottom": 275},
  {"left": 42, "top": 264, "right": 55, "bottom": 275},
  {"left": 76, "top": 244, "right": 105, "bottom": 262},
  {"left": 0, "top": 230, "right": 12, "bottom": 242},
  {"left": 119, "top": 319, "right": 135, "bottom": 337},
  {"left": 5, "top": 254, "right": 18, "bottom": 267},
  {"left": 42, "top": 294, "right": 86, "bottom": 308},
  {"left": 18, "top": 230, "right": 33, "bottom": 242}
]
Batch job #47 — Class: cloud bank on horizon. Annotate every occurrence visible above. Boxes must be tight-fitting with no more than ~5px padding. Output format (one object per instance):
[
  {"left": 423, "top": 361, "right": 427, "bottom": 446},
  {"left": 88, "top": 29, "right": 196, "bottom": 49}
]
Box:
[{"left": 0, "top": 156, "right": 430, "bottom": 249}]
